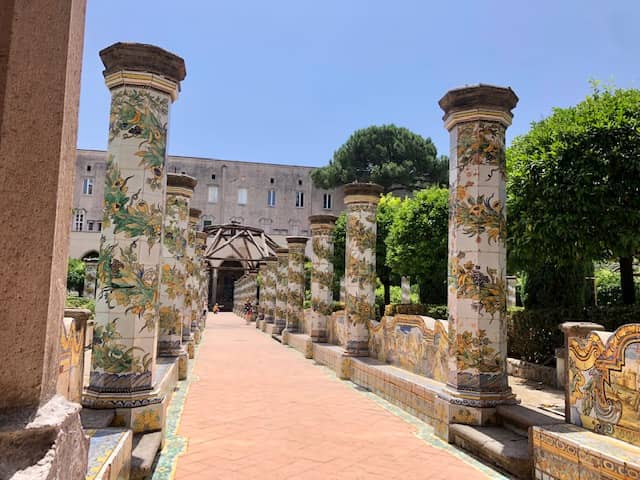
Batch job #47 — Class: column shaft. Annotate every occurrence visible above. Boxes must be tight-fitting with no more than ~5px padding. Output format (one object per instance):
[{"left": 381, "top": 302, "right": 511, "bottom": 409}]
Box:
[
  {"left": 273, "top": 248, "right": 289, "bottom": 333},
  {"left": 263, "top": 259, "right": 277, "bottom": 323},
  {"left": 0, "top": 2, "right": 89, "bottom": 476},
  {"left": 343, "top": 183, "right": 383, "bottom": 356},
  {"left": 158, "top": 174, "right": 196, "bottom": 356},
  {"left": 439, "top": 84, "right": 518, "bottom": 406},
  {"left": 285, "top": 237, "right": 308, "bottom": 334},
  {"left": 309, "top": 215, "right": 338, "bottom": 342},
  {"left": 89, "top": 44, "right": 185, "bottom": 393}
]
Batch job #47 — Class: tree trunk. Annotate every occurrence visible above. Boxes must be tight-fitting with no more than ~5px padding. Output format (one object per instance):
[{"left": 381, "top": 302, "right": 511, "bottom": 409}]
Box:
[
  {"left": 619, "top": 256, "right": 636, "bottom": 305},
  {"left": 419, "top": 281, "right": 428, "bottom": 305},
  {"left": 383, "top": 281, "right": 391, "bottom": 307}
]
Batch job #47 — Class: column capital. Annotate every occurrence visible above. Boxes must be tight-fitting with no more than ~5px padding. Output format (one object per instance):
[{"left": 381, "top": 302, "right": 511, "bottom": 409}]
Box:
[
  {"left": 439, "top": 84, "right": 518, "bottom": 131},
  {"left": 343, "top": 183, "right": 384, "bottom": 205},
  {"left": 286, "top": 236, "right": 309, "bottom": 246},
  {"left": 100, "top": 42, "right": 186, "bottom": 100},
  {"left": 167, "top": 173, "right": 197, "bottom": 198},
  {"left": 309, "top": 214, "right": 338, "bottom": 234}
]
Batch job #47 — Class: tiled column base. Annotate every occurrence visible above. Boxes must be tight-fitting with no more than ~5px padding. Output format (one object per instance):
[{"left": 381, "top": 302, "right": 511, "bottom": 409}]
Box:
[{"left": 83, "top": 357, "right": 179, "bottom": 436}]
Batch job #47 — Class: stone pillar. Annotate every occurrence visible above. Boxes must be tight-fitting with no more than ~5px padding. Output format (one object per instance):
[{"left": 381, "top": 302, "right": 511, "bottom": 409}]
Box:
[
  {"left": 283, "top": 237, "right": 308, "bottom": 340},
  {"left": 401, "top": 276, "right": 411, "bottom": 304},
  {"left": 257, "top": 261, "right": 270, "bottom": 329},
  {"left": 263, "top": 259, "right": 277, "bottom": 324},
  {"left": 439, "top": 84, "right": 518, "bottom": 411},
  {"left": 183, "top": 208, "right": 200, "bottom": 357},
  {"left": 158, "top": 174, "right": 196, "bottom": 365},
  {"left": 209, "top": 266, "right": 217, "bottom": 310},
  {"left": 195, "top": 231, "right": 208, "bottom": 330},
  {"left": 309, "top": 215, "right": 337, "bottom": 342},
  {"left": 85, "top": 44, "right": 186, "bottom": 418},
  {"left": 0, "top": 2, "right": 88, "bottom": 475},
  {"left": 343, "top": 183, "right": 383, "bottom": 357},
  {"left": 84, "top": 258, "right": 98, "bottom": 298},
  {"left": 339, "top": 277, "right": 346, "bottom": 303},
  {"left": 273, "top": 247, "right": 289, "bottom": 334}
]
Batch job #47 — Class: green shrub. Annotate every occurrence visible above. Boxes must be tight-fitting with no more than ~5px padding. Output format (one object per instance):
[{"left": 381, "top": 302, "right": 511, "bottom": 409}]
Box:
[
  {"left": 65, "top": 296, "right": 95, "bottom": 318},
  {"left": 595, "top": 268, "right": 640, "bottom": 305},
  {"left": 383, "top": 303, "right": 448, "bottom": 319},
  {"left": 67, "top": 258, "right": 85, "bottom": 294},
  {"left": 507, "top": 305, "right": 640, "bottom": 364}
]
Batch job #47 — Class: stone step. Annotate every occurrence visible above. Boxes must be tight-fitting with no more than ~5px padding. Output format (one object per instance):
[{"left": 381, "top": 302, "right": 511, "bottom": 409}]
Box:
[
  {"left": 496, "top": 404, "right": 564, "bottom": 438},
  {"left": 130, "top": 431, "right": 162, "bottom": 480},
  {"left": 80, "top": 408, "right": 115, "bottom": 429},
  {"left": 450, "top": 424, "right": 531, "bottom": 480}
]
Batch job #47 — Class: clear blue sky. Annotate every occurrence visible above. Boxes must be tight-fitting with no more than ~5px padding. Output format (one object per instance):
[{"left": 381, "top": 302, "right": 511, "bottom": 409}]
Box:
[{"left": 78, "top": 1, "right": 640, "bottom": 167}]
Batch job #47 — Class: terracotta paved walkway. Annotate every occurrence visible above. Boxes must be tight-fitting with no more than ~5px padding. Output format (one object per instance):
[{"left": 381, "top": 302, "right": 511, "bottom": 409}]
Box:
[{"left": 174, "top": 313, "right": 501, "bottom": 480}]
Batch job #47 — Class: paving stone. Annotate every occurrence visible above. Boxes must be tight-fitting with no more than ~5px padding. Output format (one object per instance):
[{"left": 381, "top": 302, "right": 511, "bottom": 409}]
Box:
[{"left": 173, "top": 313, "right": 506, "bottom": 479}]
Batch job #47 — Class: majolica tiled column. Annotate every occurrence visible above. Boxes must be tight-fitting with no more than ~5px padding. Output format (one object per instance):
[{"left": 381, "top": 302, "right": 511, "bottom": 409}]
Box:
[
  {"left": 183, "top": 208, "right": 200, "bottom": 358},
  {"left": 195, "top": 231, "right": 208, "bottom": 331},
  {"left": 158, "top": 174, "right": 196, "bottom": 362},
  {"left": 262, "top": 258, "right": 278, "bottom": 324},
  {"left": 283, "top": 237, "right": 308, "bottom": 339},
  {"left": 343, "top": 183, "right": 383, "bottom": 356},
  {"left": 258, "top": 262, "right": 268, "bottom": 322},
  {"left": 88, "top": 43, "right": 186, "bottom": 396},
  {"left": 273, "top": 247, "right": 289, "bottom": 334},
  {"left": 309, "top": 215, "right": 338, "bottom": 342},
  {"left": 439, "top": 84, "right": 518, "bottom": 409}
]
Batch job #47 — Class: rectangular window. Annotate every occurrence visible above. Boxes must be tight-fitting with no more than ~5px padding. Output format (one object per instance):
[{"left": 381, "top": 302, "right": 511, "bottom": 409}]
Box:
[
  {"left": 87, "top": 221, "right": 94, "bottom": 231},
  {"left": 295, "top": 191, "right": 304, "bottom": 208},
  {"left": 96, "top": 221, "right": 102, "bottom": 232},
  {"left": 203, "top": 219, "right": 213, "bottom": 228},
  {"left": 267, "top": 190, "right": 276, "bottom": 207},
  {"left": 74, "top": 211, "right": 84, "bottom": 232},
  {"left": 238, "top": 188, "right": 248, "bottom": 205},
  {"left": 323, "top": 193, "right": 332, "bottom": 209},
  {"left": 82, "top": 177, "right": 94, "bottom": 195},
  {"left": 207, "top": 186, "right": 218, "bottom": 203}
]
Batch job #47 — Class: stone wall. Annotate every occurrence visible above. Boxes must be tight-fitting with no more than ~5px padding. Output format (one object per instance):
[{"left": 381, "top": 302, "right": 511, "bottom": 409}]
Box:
[{"left": 567, "top": 324, "right": 640, "bottom": 447}]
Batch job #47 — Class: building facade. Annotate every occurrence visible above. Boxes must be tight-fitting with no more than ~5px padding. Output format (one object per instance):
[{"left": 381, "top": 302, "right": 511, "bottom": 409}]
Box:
[{"left": 69, "top": 149, "right": 345, "bottom": 259}]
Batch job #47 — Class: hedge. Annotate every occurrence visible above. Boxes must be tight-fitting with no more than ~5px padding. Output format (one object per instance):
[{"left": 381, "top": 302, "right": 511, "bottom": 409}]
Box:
[
  {"left": 383, "top": 303, "right": 448, "bottom": 319},
  {"left": 507, "top": 305, "right": 640, "bottom": 365},
  {"left": 65, "top": 296, "right": 95, "bottom": 318}
]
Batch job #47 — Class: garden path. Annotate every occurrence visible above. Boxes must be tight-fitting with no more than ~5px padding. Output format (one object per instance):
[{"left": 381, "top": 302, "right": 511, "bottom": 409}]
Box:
[{"left": 171, "top": 313, "right": 507, "bottom": 479}]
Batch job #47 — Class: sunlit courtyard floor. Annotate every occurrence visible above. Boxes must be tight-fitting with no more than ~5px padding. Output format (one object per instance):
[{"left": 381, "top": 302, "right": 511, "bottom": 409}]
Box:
[{"left": 155, "top": 313, "right": 510, "bottom": 480}]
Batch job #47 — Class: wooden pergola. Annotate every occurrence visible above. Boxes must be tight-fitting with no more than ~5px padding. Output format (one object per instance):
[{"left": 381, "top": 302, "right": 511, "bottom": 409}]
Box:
[
  {"left": 203, "top": 222, "right": 280, "bottom": 308},
  {"left": 203, "top": 222, "right": 280, "bottom": 270}
]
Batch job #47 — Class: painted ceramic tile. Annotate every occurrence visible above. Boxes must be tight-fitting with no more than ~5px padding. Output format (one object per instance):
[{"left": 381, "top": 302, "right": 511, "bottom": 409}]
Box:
[{"left": 568, "top": 324, "right": 640, "bottom": 447}]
